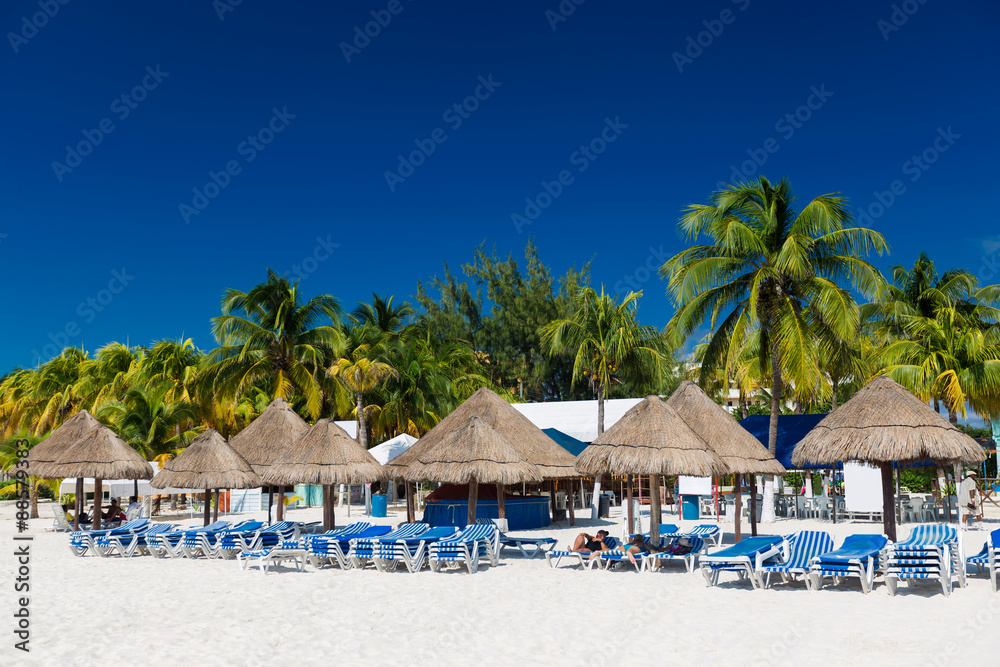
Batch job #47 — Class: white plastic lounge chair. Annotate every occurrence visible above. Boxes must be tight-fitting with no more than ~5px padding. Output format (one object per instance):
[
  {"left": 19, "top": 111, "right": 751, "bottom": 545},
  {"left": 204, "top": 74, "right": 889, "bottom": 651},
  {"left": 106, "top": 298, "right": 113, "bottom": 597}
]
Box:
[
  {"left": 69, "top": 519, "right": 149, "bottom": 557},
  {"left": 94, "top": 523, "right": 175, "bottom": 558},
  {"left": 52, "top": 506, "right": 78, "bottom": 532},
  {"left": 301, "top": 521, "right": 374, "bottom": 551},
  {"left": 545, "top": 536, "right": 620, "bottom": 569},
  {"left": 593, "top": 545, "right": 652, "bottom": 571},
  {"left": 643, "top": 536, "right": 707, "bottom": 573},
  {"left": 214, "top": 521, "right": 293, "bottom": 559},
  {"left": 147, "top": 520, "right": 231, "bottom": 558},
  {"left": 307, "top": 525, "right": 391, "bottom": 569},
  {"left": 182, "top": 520, "right": 264, "bottom": 558},
  {"left": 885, "top": 524, "right": 963, "bottom": 597},
  {"left": 758, "top": 531, "right": 833, "bottom": 589},
  {"left": 237, "top": 540, "right": 307, "bottom": 574},
  {"left": 374, "top": 526, "right": 461, "bottom": 573},
  {"left": 663, "top": 524, "right": 721, "bottom": 547},
  {"left": 429, "top": 524, "right": 499, "bottom": 573},
  {"left": 966, "top": 529, "right": 999, "bottom": 593},
  {"left": 808, "top": 534, "right": 889, "bottom": 594},
  {"left": 348, "top": 523, "right": 429, "bottom": 569},
  {"left": 700, "top": 536, "right": 784, "bottom": 589}
]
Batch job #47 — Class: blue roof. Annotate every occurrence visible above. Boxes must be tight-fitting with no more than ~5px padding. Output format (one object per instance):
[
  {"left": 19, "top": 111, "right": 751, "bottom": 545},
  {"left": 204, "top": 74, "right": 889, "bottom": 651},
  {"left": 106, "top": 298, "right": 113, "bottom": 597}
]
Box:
[
  {"left": 739, "top": 414, "right": 830, "bottom": 470},
  {"left": 543, "top": 428, "right": 589, "bottom": 457}
]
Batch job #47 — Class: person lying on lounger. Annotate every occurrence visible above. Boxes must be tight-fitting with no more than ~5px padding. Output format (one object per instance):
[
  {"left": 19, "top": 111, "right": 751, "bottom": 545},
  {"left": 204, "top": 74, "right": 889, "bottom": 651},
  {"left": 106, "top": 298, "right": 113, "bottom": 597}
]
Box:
[
  {"left": 589, "top": 533, "right": 658, "bottom": 566},
  {"left": 570, "top": 530, "right": 610, "bottom": 553}
]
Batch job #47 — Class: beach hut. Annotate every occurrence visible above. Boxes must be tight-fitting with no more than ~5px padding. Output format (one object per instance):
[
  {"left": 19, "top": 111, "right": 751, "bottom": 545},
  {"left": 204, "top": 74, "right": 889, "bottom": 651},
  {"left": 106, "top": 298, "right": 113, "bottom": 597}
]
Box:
[
  {"left": 388, "top": 416, "right": 543, "bottom": 524},
  {"left": 386, "top": 388, "right": 578, "bottom": 525},
  {"left": 31, "top": 424, "right": 152, "bottom": 530},
  {"left": 151, "top": 429, "right": 260, "bottom": 526},
  {"left": 228, "top": 397, "right": 310, "bottom": 522},
  {"left": 666, "top": 381, "right": 786, "bottom": 540},
  {"left": 260, "top": 419, "right": 386, "bottom": 531},
  {"left": 577, "top": 395, "right": 728, "bottom": 545},
  {"left": 792, "top": 376, "right": 986, "bottom": 541},
  {"left": 23, "top": 409, "right": 102, "bottom": 529}
]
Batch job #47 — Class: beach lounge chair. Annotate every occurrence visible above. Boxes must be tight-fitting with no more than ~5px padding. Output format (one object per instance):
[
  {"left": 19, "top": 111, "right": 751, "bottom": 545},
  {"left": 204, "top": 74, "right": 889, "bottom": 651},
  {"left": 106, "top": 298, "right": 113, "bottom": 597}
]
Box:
[
  {"left": 348, "top": 523, "right": 429, "bottom": 569},
  {"left": 699, "top": 536, "right": 784, "bottom": 589},
  {"left": 885, "top": 524, "right": 963, "bottom": 596},
  {"left": 808, "top": 534, "right": 889, "bottom": 594},
  {"left": 182, "top": 521, "right": 265, "bottom": 559},
  {"left": 52, "top": 506, "right": 84, "bottom": 532},
  {"left": 307, "top": 525, "right": 392, "bottom": 569},
  {"left": 498, "top": 532, "right": 558, "bottom": 558},
  {"left": 429, "top": 524, "right": 499, "bottom": 573},
  {"left": 642, "top": 536, "right": 707, "bottom": 573},
  {"left": 93, "top": 523, "right": 175, "bottom": 558},
  {"left": 69, "top": 519, "right": 149, "bottom": 557},
  {"left": 237, "top": 540, "right": 308, "bottom": 574},
  {"left": 214, "top": 521, "right": 293, "bottom": 559},
  {"left": 663, "top": 524, "right": 721, "bottom": 547},
  {"left": 758, "top": 531, "right": 833, "bottom": 589},
  {"left": 302, "top": 522, "right": 374, "bottom": 552},
  {"left": 147, "top": 521, "right": 231, "bottom": 558},
  {"left": 374, "top": 526, "right": 461, "bottom": 573},
  {"left": 966, "top": 529, "right": 1000, "bottom": 593},
  {"left": 545, "top": 536, "right": 620, "bottom": 569},
  {"left": 593, "top": 543, "right": 656, "bottom": 572}
]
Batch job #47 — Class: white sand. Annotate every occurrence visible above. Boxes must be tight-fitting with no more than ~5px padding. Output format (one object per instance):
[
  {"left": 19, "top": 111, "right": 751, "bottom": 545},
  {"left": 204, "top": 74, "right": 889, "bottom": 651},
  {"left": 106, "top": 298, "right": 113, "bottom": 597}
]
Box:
[{"left": 1, "top": 499, "right": 997, "bottom": 666}]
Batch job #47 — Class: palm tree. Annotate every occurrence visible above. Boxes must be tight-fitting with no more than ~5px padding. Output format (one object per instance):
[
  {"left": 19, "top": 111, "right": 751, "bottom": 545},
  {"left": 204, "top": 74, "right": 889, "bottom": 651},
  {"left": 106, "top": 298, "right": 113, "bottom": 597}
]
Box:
[
  {"left": 0, "top": 369, "right": 40, "bottom": 439},
  {"left": 74, "top": 342, "right": 143, "bottom": 413},
  {"left": 137, "top": 339, "right": 203, "bottom": 404},
  {"left": 540, "top": 287, "right": 665, "bottom": 435},
  {"left": 205, "top": 270, "right": 345, "bottom": 419},
  {"left": 31, "top": 347, "right": 89, "bottom": 435},
  {"left": 97, "top": 383, "right": 199, "bottom": 460},
  {"left": 0, "top": 434, "right": 56, "bottom": 519},
  {"left": 329, "top": 344, "right": 398, "bottom": 450},
  {"left": 661, "top": 177, "right": 888, "bottom": 522},
  {"left": 351, "top": 294, "right": 413, "bottom": 341}
]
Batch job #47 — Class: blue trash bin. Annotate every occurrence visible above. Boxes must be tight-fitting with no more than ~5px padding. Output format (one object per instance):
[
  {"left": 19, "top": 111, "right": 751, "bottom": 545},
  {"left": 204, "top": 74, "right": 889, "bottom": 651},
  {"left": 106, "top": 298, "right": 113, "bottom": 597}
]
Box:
[
  {"left": 372, "top": 494, "right": 388, "bottom": 518},
  {"left": 681, "top": 495, "right": 700, "bottom": 520}
]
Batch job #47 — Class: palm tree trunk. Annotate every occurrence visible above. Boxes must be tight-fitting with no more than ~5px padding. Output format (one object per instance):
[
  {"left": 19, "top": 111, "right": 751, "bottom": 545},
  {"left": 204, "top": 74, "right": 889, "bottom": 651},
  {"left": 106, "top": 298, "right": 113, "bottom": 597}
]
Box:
[
  {"left": 762, "top": 335, "right": 782, "bottom": 523},
  {"left": 649, "top": 475, "right": 661, "bottom": 546},
  {"left": 357, "top": 391, "right": 368, "bottom": 449},
  {"left": 936, "top": 467, "right": 950, "bottom": 522},
  {"left": 597, "top": 383, "right": 605, "bottom": 435},
  {"left": 29, "top": 479, "right": 39, "bottom": 519},
  {"left": 831, "top": 378, "right": 839, "bottom": 411},
  {"left": 591, "top": 383, "right": 606, "bottom": 520}
]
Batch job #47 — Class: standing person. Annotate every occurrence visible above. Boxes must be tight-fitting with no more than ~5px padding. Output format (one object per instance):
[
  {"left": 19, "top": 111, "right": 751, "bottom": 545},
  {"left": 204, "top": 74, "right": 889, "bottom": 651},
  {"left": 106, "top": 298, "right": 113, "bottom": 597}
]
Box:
[{"left": 959, "top": 471, "right": 984, "bottom": 530}]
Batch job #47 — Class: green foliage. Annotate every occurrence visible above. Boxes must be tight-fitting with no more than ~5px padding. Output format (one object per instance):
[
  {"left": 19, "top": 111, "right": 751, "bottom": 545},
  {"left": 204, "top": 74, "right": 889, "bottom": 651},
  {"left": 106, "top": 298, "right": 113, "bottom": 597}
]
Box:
[{"left": 956, "top": 423, "right": 993, "bottom": 439}]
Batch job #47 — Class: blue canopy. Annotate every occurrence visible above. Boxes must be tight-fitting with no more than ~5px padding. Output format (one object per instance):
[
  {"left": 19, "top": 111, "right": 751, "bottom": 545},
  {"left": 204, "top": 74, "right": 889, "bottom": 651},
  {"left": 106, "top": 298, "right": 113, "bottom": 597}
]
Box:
[
  {"left": 739, "top": 414, "right": 831, "bottom": 470},
  {"left": 543, "top": 428, "right": 589, "bottom": 456}
]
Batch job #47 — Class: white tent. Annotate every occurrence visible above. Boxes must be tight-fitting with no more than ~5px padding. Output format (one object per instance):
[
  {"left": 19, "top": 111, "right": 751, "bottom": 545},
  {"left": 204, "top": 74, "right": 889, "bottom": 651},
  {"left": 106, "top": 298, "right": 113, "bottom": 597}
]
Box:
[
  {"left": 511, "top": 398, "right": 643, "bottom": 442},
  {"left": 334, "top": 420, "right": 358, "bottom": 438},
  {"left": 368, "top": 433, "right": 417, "bottom": 465},
  {"left": 59, "top": 461, "right": 201, "bottom": 497}
]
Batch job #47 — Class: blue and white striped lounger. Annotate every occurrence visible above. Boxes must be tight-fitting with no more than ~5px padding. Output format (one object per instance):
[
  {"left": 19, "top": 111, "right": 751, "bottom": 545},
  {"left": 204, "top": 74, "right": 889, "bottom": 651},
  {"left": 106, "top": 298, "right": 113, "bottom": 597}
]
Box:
[
  {"left": 187, "top": 521, "right": 266, "bottom": 559},
  {"left": 349, "top": 523, "right": 429, "bottom": 569},
  {"left": 886, "top": 524, "right": 962, "bottom": 596},
  {"left": 69, "top": 519, "right": 149, "bottom": 557},
  {"left": 302, "top": 522, "right": 374, "bottom": 550},
  {"left": 663, "top": 524, "right": 721, "bottom": 547},
  {"left": 307, "top": 525, "right": 391, "bottom": 569},
  {"left": 700, "top": 536, "right": 784, "bottom": 589},
  {"left": 237, "top": 540, "right": 307, "bottom": 574},
  {"left": 147, "top": 521, "right": 230, "bottom": 558},
  {"left": 808, "top": 534, "right": 888, "bottom": 594},
  {"left": 429, "top": 524, "right": 499, "bottom": 573},
  {"left": 94, "top": 523, "right": 175, "bottom": 558},
  {"left": 374, "top": 526, "right": 461, "bottom": 573},
  {"left": 643, "top": 536, "right": 707, "bottom": 573},
  {"left": 966, "top": 529, "right": 999, "bottom": 593},
  {"left": 758, "top": 531, "right": 833, "bottom": 589},
  {"left": 545, "top": 536, "right": 620, "bottom": 569}
]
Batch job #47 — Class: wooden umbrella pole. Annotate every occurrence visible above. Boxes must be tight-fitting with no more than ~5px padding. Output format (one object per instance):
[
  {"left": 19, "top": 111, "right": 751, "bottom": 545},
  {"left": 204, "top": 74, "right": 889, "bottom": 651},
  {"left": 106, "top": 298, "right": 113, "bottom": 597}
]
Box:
[
  {"left": 547, "top": 480, "right": 556, "bottom": 519},
  {"left": 880, "top": 462, "right": 896, "bottom": 542},
  {"left": 203, "top": 489, "right": 211, "bottom": 527},
  {"left": 322, "top": 484, "right": 335, "bottom": 532},
  {"left": 213, "top": 489, "right": 220, "bottom": 523},
  {"left": 267, "top": 487, "right": 274, "bottom": 525},
  {"left": 74, "top": 477, "right": 84, "bottom": 531},
  {"left": 406, "top": 481, "right": 416, "bottom": 524},
  {"left": 831, "top": 467, "right": 837, "bottom": 525},
  {"left": 468, "top": 478, "right": 478, "bottom": 524},
  {"left": 749, "top": 475, "right": 758, "bottom": 537},
  {"left": 649, "top": 474, "right": 662, "bottom": 546},
  {"left": 626, "top": 475, "right": 634, "bottom": 535},
  {"left": 497, "top": 483, "right": 506, "bottom": 519},
  {"left": 733, "top": 474, "right": 742, "bottom": 543},
  {"left": 93, "top": 478, "right": 103, "bottom": 530},
  {"left": 567, "top": 479, "right": 576, "bottom": 527},
  {"left": 276, "top": 486, "right": 284, "bottom": 521}
]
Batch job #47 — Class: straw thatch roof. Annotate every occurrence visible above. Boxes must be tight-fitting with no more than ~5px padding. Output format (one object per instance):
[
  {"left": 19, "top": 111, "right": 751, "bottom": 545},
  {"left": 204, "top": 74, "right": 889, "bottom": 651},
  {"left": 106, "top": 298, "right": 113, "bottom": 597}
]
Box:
[
  {"left": 23, "top": 409, "right": 102, "bottom": 477},
  {"left": 260, "top": 419, "right": 386, "bottom": 486},
  {"left": 576, "top": 396, "right": 728, "bottom": 476},
  {"left": 227, "top": 397, "right": 310, "bottom": 474},
  {"left": 666, "top": 381, "right": 786, "bottom": 475},
  {"left": 385, "top": 388, "right": 578, "bottom": 479},
  {"left": 792, "top": 376, "right": 987, "bottom": 466},
  {"left": 32, "top": 425, "right": 153, "bottom": 480},
  {"left": 394, "top": 416, "right": 544, "bottom": 484},
  {"left": 151, "top": 429, "right": 260, "bottom": 490}
]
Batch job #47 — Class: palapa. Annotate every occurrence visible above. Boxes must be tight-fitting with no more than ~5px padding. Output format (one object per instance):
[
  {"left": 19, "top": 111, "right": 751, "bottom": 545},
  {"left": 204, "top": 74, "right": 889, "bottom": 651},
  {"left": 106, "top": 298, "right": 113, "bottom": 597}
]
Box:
[
  {"left": 152, "top": 429, "right": 260, "bottom": 491},
  {"left": 261, "top": 419, "right": 386, "bottom": 487},
  {"left": 791, "top": 376, "right": 986, "bottom": 542},
  {"left": 227, "top": 397, "right": 310, "bottom": 473},
  {"left": 23, "top": 409, "right": 102, "bottom": 477}
]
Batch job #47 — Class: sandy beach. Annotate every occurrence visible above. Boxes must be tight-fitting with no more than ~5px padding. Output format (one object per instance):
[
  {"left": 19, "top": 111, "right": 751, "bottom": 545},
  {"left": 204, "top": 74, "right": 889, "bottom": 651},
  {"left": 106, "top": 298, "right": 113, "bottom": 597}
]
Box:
[{"left": 1, "top": 500, "right": 997, "bottom": 667}]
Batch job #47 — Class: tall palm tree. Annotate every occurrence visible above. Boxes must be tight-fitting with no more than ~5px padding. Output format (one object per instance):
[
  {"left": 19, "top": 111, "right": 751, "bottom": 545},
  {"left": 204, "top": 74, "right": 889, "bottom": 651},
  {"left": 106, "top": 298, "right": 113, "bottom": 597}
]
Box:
[
  {"left": 31, "top": 347, "right": 89, "bottom": 435},
  {"left": 540, "top": 287, "right": 665, "bottom": 435},
  {"left": 137, "top": 339, "right": 203, "bottom": 404},
  {"left": 661, "top": 177, "right": 888, "bottom": 522},
  {"left": 98, "top": 383, "right": 199, "bottom": 460},
  {"left": 351, "top": 294, "right": 413, "bottom": 341},
  {"left": 0, "top": 369, "right": 40, "bottom": 439},
  {"left": 205, "top": 270, "right": 345, "bottom": 419},
  {"left": 329, "top": 343, "right": 398, "bottom": 450},
  {"left": 0, "top": 434, "right": 56, "bottom": 519},
  {"left": 74, "top": 342, "right": 144, "bottom": 413}
]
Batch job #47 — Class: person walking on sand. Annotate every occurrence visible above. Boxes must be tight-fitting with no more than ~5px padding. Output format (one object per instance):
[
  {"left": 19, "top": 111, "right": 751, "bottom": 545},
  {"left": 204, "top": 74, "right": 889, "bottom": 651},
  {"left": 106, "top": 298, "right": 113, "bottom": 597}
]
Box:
[{"left": 959, "top": 470, "right": 984, "bottom": 530}]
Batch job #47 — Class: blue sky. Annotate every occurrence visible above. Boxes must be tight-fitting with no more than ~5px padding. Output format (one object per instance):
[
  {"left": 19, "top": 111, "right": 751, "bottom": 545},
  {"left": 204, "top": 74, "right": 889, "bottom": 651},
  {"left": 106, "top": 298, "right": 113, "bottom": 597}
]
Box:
[{"left": 1, "top": 0, "right": 998, "bottom": 400}]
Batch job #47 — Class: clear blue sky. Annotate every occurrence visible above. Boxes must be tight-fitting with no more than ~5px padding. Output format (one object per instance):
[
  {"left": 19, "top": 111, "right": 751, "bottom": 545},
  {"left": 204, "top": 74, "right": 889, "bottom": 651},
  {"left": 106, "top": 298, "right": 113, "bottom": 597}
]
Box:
[{"left": 1, "top": 0, "right": 998, "bottom": 380}]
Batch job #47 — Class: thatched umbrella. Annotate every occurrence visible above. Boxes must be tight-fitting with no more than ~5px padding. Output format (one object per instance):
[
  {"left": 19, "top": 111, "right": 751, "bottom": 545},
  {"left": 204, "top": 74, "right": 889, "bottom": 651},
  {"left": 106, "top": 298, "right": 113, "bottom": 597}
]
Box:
[
  {"left": 792, "top": 376, "right": 986, "bottom": 541},
  {"left": 23, "top": 410, "right": 102, "bottom": 529},
  {"left": 577, "top": 395, "right": 728, "bottom": 545},
  {"left": 386, "top": 388, "right": 578, "bottom": 524},
  {"left": 151, "top": 429, "right": 260, "bottom": 526},
  {"left": 33, "top": 424, "right": 151, "bottom": 530},
  {"left": 228, "top": 397, "right": 310, "bottom": 522},
  {"left": 260, "top": 419, "right": 386, "bottom": 531},
  {"left": 666, "top": 381, "right": 786, "bottom": 540},
  {"left": 391, "top": 416, "right": 544, "bottom": 523}
]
